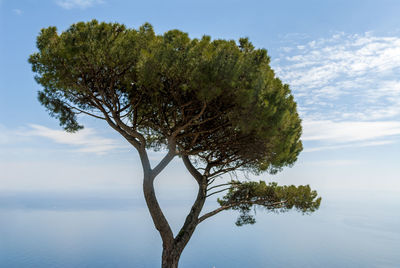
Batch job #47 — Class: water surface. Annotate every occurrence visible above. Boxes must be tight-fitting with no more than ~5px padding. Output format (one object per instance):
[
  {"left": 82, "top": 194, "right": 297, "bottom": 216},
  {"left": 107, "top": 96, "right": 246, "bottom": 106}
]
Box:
[{"left": 0, "top": 191, "right": 399, "bottom": 267}]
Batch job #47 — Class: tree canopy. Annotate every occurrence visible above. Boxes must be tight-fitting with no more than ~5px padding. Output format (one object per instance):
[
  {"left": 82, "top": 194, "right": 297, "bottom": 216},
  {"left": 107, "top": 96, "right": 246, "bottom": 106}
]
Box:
[
  {"left": 29, "top": 20, "right": 320, "bottom": 268},
  {"left": 29, "top": 19, "right": 303, "bottom": 175}
]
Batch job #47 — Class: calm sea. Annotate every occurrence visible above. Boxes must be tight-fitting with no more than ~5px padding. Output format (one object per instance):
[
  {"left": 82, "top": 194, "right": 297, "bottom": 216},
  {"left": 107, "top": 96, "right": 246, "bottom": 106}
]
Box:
[{"left": 0, "top": 190, "right": 399, "bottom": 267}]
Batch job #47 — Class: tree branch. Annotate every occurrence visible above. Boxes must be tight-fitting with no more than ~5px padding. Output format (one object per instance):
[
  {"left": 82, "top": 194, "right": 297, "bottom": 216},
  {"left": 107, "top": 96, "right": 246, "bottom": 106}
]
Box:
[
  {"left": 152, "top": 150, "right": 176, "bottom": 178},
  {"left": 206, "top": 187, "right": 231, "bottom": 198},
  {"left": 143, "top": 172, "right": 174, "bottom": 247},
  {"left": 198, "top": 200, "right": 288, "bottom": 224},
  {"left": 173, "top": 162, "right": 208, "bottom": 252},
  {"left": 111, "top": 111, "right": 146, "bottom": 148},
  {"left": 198, "top": 205, "right": 230, "bottom": 224},
  {"left": 182, "top": 155, "right": 203, "bottom": 184},
  {"left": 207, "top": 182, "right": 236, "bottom": 192},
  {"left": 171, "top": 101, "right": 207, "bottom": 138},
  {"left": 65, "top": 103, "right": 106, "bottom": 120}
]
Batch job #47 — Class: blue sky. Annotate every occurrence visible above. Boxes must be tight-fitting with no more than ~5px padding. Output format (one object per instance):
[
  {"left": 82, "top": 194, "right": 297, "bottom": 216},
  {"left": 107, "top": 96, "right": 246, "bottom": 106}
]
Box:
[{"left": 1, "top": 0, "right": 400, "bottom": 199}]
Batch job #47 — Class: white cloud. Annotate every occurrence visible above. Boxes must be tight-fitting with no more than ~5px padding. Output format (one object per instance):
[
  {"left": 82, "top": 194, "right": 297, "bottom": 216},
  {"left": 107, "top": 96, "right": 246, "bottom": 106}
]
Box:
[
  {"left": 303, "top": 140, "right": 395, "bottom": 153},
  {"left": 56, "top": 0, "right": 104, "bottom": 9},
  {"left": 13, "top": 9, "right": 22, "bottom": 15},
  {"left": 304, "top": 159, "right": 361, "bottom": 166},
  {"left": 25, "top": 124, "right": 127, "bottom": 155},
  {"left": 0, "top": 125, "right": 12, "bottom": 144},
  {"left": 301, "top": 120, "right": 400, "bottom": 152},
  {"left": 274, "top": 32, "right": 400, "bottom": 122},
  {"left": 302, "top": 120, "right": 400, "bottom": 142},
  {"left": 0, "top": 124, "right": 29, "bottom": 145},
  {"left": 274, "top": 32, "right": 400, "bottom": 152}
]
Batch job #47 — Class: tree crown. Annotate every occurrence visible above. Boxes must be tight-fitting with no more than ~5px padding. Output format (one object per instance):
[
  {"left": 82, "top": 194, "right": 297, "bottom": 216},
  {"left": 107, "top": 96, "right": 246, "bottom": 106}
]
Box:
[{"left": 29, "top": 20, "right": 303, "bottom": 175}]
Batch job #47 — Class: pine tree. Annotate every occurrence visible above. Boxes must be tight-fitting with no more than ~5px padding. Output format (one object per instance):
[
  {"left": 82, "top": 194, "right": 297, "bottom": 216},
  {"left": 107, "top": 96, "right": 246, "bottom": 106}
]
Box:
[{"left": 29, "top": 20, "right": 321, "bottom": 268}]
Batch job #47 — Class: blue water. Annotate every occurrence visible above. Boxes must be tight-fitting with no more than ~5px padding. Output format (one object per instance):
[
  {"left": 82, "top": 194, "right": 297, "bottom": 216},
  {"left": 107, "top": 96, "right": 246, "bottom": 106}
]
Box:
[{"left": 0, "top": 191, "right": 399, "bottom": 267}]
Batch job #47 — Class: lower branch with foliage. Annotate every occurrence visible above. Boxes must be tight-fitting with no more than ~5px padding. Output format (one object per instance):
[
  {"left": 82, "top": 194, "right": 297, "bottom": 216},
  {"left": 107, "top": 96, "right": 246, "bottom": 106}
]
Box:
[{"left": 199, "top": 181, "right": 321, "bottom": 226}]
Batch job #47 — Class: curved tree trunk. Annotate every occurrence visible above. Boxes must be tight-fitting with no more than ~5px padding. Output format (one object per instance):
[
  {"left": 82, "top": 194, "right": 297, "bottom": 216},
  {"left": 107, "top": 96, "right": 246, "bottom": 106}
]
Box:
[
  {"left": 160, "top": 180, "right": 206, "bottom": 268},
  {"left": 143, "top": 175, "right": 174, "bottom": 246},
  {"left": 159, "top": 155, "right": 208, "bottom": 267},
  {"left": 141, "top": 152, "right": 208, "bottom": 268}
]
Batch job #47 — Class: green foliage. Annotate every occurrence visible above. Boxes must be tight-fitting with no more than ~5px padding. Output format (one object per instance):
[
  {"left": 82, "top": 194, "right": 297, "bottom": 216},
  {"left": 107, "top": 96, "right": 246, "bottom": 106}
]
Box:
[
  {"left": 29, "top": 20, "right": 303, "bottom": 174},
  {"left": 218, "top": 181, "right": 321, "bottom": 226}
]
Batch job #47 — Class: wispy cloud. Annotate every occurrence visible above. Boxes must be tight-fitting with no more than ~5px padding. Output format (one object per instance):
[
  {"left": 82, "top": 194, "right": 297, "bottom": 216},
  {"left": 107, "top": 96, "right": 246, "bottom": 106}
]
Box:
[
  {"left": 274, "top": 32, "right": 400, "bottom": 122},
  {"left": 13, "top": 9, "right": 23, "bottom": 15},
  {"left": 274, "top": 32, "right": 400, "bottom": 152},
  {"left": 25, "top": 124, "right": 127, "bottom": 155},
  {"left": 301, "top": 120, "right": 400, "bottom": 152},
  {"left": 302, "top": 120, "right": 400, "bottom": 142},
  {"left": 303, "top": 139, "right": 396, "bottom": 153},
  {"left": 56, "top": 0, "right": 104, "bottom": 9},
  {"left": 0, "top": 124, "right": 29, "bottom": 145},
  {"left": 304, "top": 159, "right": 361, "bottom": 166}
]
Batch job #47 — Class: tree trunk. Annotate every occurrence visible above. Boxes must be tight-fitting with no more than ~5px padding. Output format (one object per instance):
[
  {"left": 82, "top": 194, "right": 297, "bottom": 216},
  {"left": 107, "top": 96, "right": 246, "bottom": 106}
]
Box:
[
  {"left": 143, "top": 174, "right": 174, "bottom": 245},
  {"left": 161, "top": 247, "right": 182, "bottom": 268},
  {"left": 158, "top": 185, "right": 206, "bottom": 268},
  {"left": 141, "top": 154, "right": 208, "bottom": 268},
  {"left": 158, "top": 155, "right": 208, "bottom": 268}
]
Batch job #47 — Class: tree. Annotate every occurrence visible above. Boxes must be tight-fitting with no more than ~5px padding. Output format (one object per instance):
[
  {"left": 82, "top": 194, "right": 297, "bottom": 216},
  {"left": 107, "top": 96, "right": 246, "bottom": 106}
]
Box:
[{"left": 29, "top": 20, "right": 321, "bottom": 268}]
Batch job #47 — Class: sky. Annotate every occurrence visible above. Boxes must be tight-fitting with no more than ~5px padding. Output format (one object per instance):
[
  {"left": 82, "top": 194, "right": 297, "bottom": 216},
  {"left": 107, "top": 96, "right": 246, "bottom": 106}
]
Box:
[{"left": 1, "top": 0, "right": 400, "bottom": 202}]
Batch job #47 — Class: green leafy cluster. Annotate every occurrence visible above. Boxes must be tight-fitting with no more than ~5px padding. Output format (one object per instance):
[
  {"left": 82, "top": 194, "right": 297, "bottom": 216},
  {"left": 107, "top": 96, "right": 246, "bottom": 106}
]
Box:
[
  {"left": 29, "top": 20, "right": 303, "bottom": 174},
  {"left": 218, "top": 181, "right": 321, "bottom": 226},
  {"left": 29, "top": 21, "right": 152, "bottom": 132}
]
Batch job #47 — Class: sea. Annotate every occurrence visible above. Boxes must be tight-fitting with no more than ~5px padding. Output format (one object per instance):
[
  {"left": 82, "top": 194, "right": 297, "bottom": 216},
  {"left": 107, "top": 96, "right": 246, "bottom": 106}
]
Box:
[{"left": 0, "top": 190, "right": 399, "bottom": 267}]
